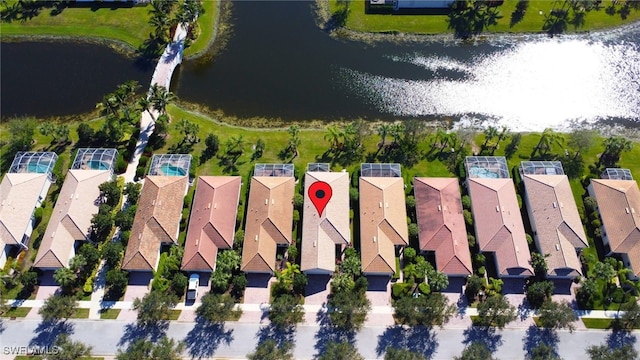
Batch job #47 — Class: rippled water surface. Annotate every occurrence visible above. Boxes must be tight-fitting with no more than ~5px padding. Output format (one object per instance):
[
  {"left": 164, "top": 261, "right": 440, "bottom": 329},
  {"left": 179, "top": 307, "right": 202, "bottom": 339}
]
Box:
[{"left": 2, "top": 1, "right": 639, "bottom": 131}]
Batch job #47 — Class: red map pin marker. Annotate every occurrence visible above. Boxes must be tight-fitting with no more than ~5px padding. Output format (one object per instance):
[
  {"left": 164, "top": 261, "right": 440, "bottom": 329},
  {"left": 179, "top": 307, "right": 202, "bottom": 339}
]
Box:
[{"left": 308, "top": 181, "right": 332, "bottom": 217}]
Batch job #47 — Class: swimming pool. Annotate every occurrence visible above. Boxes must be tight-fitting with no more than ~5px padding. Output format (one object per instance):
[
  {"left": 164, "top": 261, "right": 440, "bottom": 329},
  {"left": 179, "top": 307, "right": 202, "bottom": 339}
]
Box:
[
  {"left": 86, "top": 160, "right": 109, "bottom": 170},
  {"left": 26, "top": 162, "right": 51, "bottom": 173},
  {"left": 470, "top": 166, "right": 500, "bottom": 179},
  {"left": 161, "top": 164, "right": 187, "bottom": 176}
]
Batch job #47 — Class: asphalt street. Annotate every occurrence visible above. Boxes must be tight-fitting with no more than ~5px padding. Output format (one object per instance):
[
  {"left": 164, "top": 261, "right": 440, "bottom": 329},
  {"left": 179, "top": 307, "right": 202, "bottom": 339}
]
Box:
[{"left": 1, "top": 319, "right": 638, "bottom": 359}]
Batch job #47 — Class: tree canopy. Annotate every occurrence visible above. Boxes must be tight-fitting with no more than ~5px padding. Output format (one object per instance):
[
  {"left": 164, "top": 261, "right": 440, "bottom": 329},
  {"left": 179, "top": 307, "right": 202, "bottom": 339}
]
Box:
[
  {"left": 317, "top": 341, "right": 364, "bottom": 360},
  {"left": 247, "top": 339, "right": 293, "bottom": 360}
]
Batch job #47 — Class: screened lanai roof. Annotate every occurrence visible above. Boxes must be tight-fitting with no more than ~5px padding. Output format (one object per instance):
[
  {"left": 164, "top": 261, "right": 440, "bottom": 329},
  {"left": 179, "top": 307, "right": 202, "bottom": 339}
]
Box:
[
  {"left": 361, "top": 163, "right": 401, "bottom": 177},
  {"left": 71, "top": 148, "right": 117, "bottom": 171},
  {"left": 465, "top": 156, "right": 509, "bottom": 179},
  {"left": 9, "top": 152, "right": 58, "bottom": 176},
  {"left": 601, "top": 168, "right": 633, "bottom": 181},
  {"left": 520, "top": 161, "right": 565, "bottom": 176},
  {"left": 148, "top": 154, "right": 191, "bottom": 176},
  {"left": 254, "top": 163, "right": 294, "bottom": 177},
  {"left": 307, "top": 163, "right": 330, "bottom": 172}
]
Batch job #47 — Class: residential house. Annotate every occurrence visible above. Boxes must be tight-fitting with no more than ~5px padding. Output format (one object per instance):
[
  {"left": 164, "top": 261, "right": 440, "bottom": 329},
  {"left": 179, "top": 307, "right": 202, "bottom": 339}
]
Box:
[
  {"left": 181, "top": 176, "right": 242, "bottom": 272},
  {"left": 301, "top": 164, "right": 350, "bottom": 275},
  {"left": 414, "top": 177, "right": 472, "bottom": 277},
  {"left": 359, "top": 163, "right": 409, "bottom": 276},
  {"left": 241, "top": 164, "right": 295, "bottom": 274},
  {"left": 520, "top": 161, "right": 588, "bottom": 278},
  {"left": 34, "top": 149, "right": 117, "bottom": 269},
  {"left": 588, "top": 168, "right": 640, "bottom": 279},
  {"left": 465, "top": 157, "right": 533, "bottom": 277},
  {"left": 0, "top": 152, "right": 58, "bottom": 268},
  {"left": 122, "top": 154, "right": 191, "bottom": 271}
]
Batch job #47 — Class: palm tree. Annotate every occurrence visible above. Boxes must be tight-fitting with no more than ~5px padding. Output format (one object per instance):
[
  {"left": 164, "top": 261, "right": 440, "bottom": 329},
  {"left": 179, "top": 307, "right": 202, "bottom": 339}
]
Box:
[
  {"left": 324, "top": 125, "right": 342, "bottom": 151},
  {"left": 600, "top": 136, "right": 633, "bottom": 167},
  {"left": 482, "top": 126, "right": 499, "bottom": 148},
  {"left": 389, "top": 123, "right": 404, "bottom": 146},
  {"left": 377, "top": 123, "right": 392, "bottom": 148},
  {"left": 149, "top": 84, "right": 175, "bottom": 116},
  {"left": 97, "top": 94, "right": 120, "bottom": 117},
  {"left": 533, "top": 128, "right": 563, "bottom": 157}
]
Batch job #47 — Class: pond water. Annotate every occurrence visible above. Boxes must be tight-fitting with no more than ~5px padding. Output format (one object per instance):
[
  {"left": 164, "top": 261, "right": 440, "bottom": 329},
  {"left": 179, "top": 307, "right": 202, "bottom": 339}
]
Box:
[{"left": 2, "top": 1, "right": 639, "bottom": 131}]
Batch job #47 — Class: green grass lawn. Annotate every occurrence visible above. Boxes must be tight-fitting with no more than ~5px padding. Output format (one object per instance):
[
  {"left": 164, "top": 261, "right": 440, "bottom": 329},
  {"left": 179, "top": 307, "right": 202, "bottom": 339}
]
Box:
[
  {"left": 99, "top": 308, "right": 121, "bottom": 320},
  {"left": 168, "top": 309, "right": 181, "bottom": 320},
  {"left": 581, "top": 317, "right": 612, "bottom": 329},
  {"left": 1, "top": 307, "right": 32, "bottom": 318},
  {"left": 0, "top": 2, "right": 153, "bottom": 50},
  {"left": 70, "top": 308, "right": 90, "bottom": 319},
  {"left": 331, "top": 0, "right": 640, "bottom": 35}
]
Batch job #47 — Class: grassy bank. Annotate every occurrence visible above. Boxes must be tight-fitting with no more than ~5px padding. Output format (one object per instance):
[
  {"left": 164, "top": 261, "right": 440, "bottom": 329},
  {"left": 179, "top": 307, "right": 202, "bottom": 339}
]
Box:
[
  {"left": 0, "top": 2, "right": 153, "bottom": 50},
  {"left": 1, "top": 1, "right": 219, "bottom": 58},
  {"left": 328, "top": 0, "right": 640, "bottom": 36}
]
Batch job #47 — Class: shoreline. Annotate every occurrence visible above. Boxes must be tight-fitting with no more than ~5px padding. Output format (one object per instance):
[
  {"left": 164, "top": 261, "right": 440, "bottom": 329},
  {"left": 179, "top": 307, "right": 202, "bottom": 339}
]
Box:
[{"left": 314, "top": 0, "right": 640, "bottom": 45}]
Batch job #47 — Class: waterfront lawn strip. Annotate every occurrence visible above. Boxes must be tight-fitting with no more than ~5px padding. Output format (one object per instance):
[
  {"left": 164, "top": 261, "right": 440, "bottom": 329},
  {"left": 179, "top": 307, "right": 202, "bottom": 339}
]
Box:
[
  {"left": 0, "top": 4, "right": 153, "bottom": 50},
  {"left": 332, "top": 0, "right": 640, "bottom": 35},
  {"left": 183, "top": 1, "right": 219, "bottom": 57}
]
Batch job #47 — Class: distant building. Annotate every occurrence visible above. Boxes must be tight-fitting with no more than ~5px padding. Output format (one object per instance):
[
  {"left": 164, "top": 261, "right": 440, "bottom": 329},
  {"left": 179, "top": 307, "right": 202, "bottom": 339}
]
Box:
[
  {"left": 122, "top": 154, "right": 191, "bottom": 271},
  {"left": 414, "top": 177, "right": 472, "bottom": 277},
  {"left": 34, "top": 149, "right": 116, "bottom": 270},
  {"left": 359, "top": 164, "right": 408, "bottom": 276},
  {"left": 465, "top": 157, "right": 533, "bottom": 277},
  {"left": 393, "top": 0, "right": 454, "bottom": 10},
  {"left": 0, "top": 152, "right": 58, "bottom": 268},
  {"left": 520, "top": 161, "right": 588, "bottom": 278},
  {"left": 301, "top": 164, "right": 350, "bottom": 275},
  {"left": 241, "top": 164, "right": 295, "bottom": 274},
  {"left": 181, "top": 176, "right": 241, "bottom": 272},
  {"left": 588, "top": 168, "right": 640, "bottom": 279}
]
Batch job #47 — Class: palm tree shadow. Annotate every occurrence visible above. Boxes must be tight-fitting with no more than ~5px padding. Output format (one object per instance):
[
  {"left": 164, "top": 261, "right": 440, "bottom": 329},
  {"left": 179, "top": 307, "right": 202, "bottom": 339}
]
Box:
[
  {"left": 184, "top": 317, "right": 234, "bottom": 359},
  {"left": 313, "top": 308, "right": 356, "bottom": 357},
  {"left": 117, "top": 321, "right": 169, "bottom": 348},
  {"left": 522, "top": 325, "right": 559, "bottom": 358},
  {"left": 376, "top": 325, "right": 438, "bottom": 359},
  {"left": 462, "top": 325, "right": 503, "bottom": 353},
  {"left": 29, "top": 320, "right": 74, "bottom": 348}
]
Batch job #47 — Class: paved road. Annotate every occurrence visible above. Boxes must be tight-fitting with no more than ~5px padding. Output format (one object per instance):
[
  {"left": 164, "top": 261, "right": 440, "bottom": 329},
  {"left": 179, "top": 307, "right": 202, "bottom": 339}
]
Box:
[{"left": 1, "top": 319, "right": 638, "bottom": 359}]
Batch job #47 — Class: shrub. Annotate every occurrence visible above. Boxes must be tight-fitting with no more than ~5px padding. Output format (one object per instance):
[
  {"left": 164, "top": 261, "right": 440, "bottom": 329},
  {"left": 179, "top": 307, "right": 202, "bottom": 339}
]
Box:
[
  {"left": 115, "top": 155, "right": 128, "bottom": 174},
  {"left": 591, "top": 219, "right": 601, "bottom": 228},
  {"left": 392, "top": 283, "right": 411, "bottom": 298},
  {"left": 461, "top": 195, "right": 471, "bottom": 209},
  {"left": 418, "top": 282, "right": 431, "bottom": 295},
  {"left": 463, "top": 210, "right": 473, "bottom": 227},
  {"left": 467, "top": 234, "right": 476, "bottom": 247}
]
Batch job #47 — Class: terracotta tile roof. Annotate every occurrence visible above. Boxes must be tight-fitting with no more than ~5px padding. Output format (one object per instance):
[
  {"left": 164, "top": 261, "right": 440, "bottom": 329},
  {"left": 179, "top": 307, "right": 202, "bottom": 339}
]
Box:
[
  {"left": 468, "top": 178, "right": 533, "bottom": 277},
  {"left": 522, "top": 174, "right": 588, "bottom": 277},
  {"left": 0, "top": 173, "right": 51, "bottom": 245},
  {"left": 241, "top": 176, "right": 294, "bottom": 273},
  {"left": 414, "top": 178, "right": 472, "bottom": 276},
  {"left": 301, "top": 172, "right": 350, "bottom": 274},
  {"left": 360, "top": 177, "right": 408, "bottom": 275},
  {"left": 182, "top": 176, "right": 241, "bottom": 272},
  {"left": 589, "top": 179, "right": 640, "bottom": 277},
  {"left": 122, "top": 176, "right": 188, "bottom": 271},
  {"left": 34, "top": 170, "right": 111, "bottom": 269}
]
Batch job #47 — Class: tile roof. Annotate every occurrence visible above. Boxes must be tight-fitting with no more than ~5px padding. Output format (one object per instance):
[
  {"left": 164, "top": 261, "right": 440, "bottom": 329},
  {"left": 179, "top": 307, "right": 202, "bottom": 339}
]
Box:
[
  {"left": 301, "top": 172, "right": 350, "bottom": 273},
  {"left": 0, "top": 173, "right": 51, "bottom": 245},
  {"left": 414, "top": 178, "right": 472, "bottom": 276},
  {"left": 468, "top": 178, "right": 533, "bottom": 277},
  {"left": 34, "top": 170, "right": 111, "bottom": 269},
  {"left": 522, "top": 174, "right": 588, "bottom": 277},
  {"left": 122, "top": 176, "right": 188, "bottom": 271},
  {"left": 589, "top": 179, "right": 640, "bottom": 277},
  {"left": 360, "top": 177, "right": 409, "bottom": 275},
  {"left": 182, "top": 176, "right": 241, "bottom": 272},
  {"left": 241, "top": 176, "right": 294, "bottom": 273}
]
